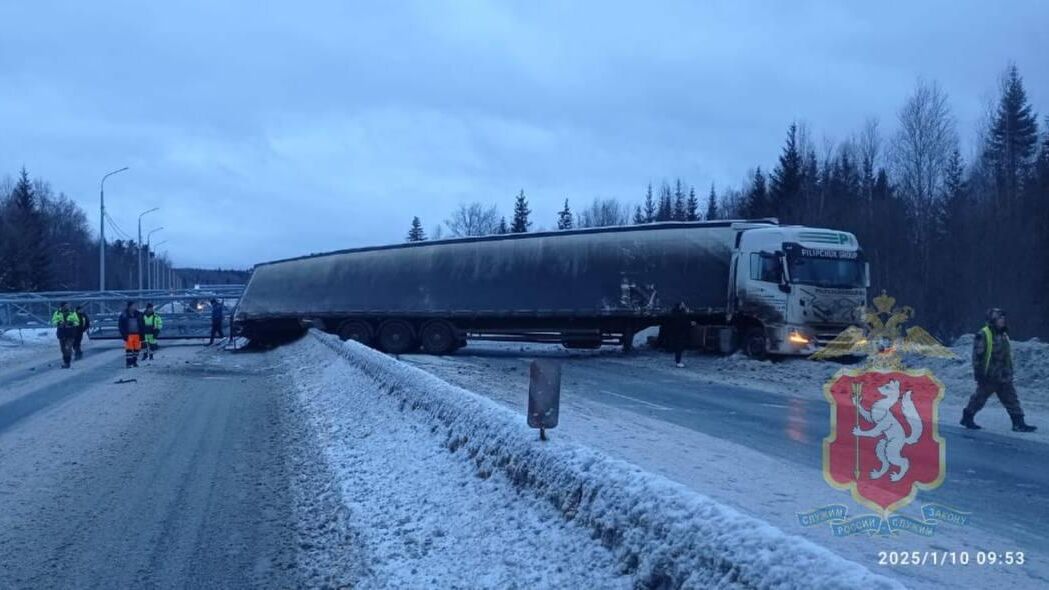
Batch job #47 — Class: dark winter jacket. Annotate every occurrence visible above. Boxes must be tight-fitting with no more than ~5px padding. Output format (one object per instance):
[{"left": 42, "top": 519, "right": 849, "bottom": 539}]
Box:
[
  {"left": 662, "top": 306, "right": 691, "bottom": 351},
  {"left": 211, "top": 303, "right": 224, "bottom": 323},
  {"left": 972, "top": 324, "right": 1013, "bottom": 383},
  {"left": 76, "top": 311, "right": 90, "bottom": 334},
  {"left": 118, "top": 310, "right": 146, "bottom": 339}
]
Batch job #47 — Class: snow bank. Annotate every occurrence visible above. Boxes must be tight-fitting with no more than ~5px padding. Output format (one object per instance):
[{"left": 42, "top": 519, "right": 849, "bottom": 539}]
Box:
[{"left": 309, "top": 332, "right": 900, "bottom": 590}]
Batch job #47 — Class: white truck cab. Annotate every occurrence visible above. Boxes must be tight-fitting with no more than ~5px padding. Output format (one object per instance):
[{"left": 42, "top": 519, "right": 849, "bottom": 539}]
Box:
[{"left": 728, "top": 225, "right": 868, "bottom": 356}]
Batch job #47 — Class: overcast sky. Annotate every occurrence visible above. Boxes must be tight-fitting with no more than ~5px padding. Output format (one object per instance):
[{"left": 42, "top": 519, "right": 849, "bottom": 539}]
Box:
[{"left": 2, "top": 1, "right": 1046, "bottom": 268}]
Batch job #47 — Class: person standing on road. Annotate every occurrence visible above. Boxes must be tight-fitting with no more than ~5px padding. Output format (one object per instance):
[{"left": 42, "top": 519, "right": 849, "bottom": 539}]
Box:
[
  {"left": 73, "top": 304, "right": 90, "bottom": 360},
  {"left": 208, "top": 298, "right": 224, "bottom": 345},
  {"left": 664, "top": 301, "right": 691, "bottom": 368},
  {"left": 50, "top": 302, "right": 80, "bottom": 369},
  {"left": 142, "top": 303, "right": 163, "bottom": 361},
  {"left": 961, "top": 308, "right": 1037, "bottom": 433},
  {"left": 118, "top": 301, "right": 145, "bottom": 368}
]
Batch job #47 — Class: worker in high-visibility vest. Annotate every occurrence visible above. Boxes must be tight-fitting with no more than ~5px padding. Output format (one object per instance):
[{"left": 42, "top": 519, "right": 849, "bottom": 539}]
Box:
[
  {"left": 961, "top": 308, "right": 1036, "bottom": 432},
  {"left": 50, "top": 301, "right": 81, "bottom": 369},
  {"left": 141, "top": 303, "right": 163, "bottom": 361}
]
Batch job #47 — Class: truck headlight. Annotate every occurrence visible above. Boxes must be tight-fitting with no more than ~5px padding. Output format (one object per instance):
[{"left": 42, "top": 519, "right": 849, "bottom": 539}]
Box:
[{"left": 788, "top": 330, "right": 810, "bottom": 345}]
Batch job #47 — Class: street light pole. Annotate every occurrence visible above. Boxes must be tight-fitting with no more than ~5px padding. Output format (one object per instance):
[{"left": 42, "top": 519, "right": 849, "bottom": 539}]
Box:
[
  {"left": 152, "top": 240, "right": 168, "bottom": 292},
  {"left": 137, "top": 208, "right": 159, "bottom": 292},
  {"left": 145, "top": 227, "right": 164, "bottom": 289},
  {"left": 99, "top": 166, "right": 129, "bottom": 291}
]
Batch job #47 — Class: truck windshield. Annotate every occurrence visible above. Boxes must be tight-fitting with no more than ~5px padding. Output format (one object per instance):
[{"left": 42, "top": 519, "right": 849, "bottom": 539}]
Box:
[{"left": 788, "top": 256, "right": 865, "bottom": 288}]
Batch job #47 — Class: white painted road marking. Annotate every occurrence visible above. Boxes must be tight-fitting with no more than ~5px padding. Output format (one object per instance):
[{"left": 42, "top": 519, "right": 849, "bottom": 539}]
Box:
[{"left": 600, "top": 390, "right": 672, "bottom": 411}]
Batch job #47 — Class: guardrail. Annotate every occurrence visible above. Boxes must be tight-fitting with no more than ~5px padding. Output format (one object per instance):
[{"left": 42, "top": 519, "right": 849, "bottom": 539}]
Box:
[{"left": 0, "top": 286, "right": 244, "bottom": 340}]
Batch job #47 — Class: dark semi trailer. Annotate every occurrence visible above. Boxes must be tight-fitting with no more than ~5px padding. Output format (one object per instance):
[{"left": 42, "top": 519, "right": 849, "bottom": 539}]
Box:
[{"left": 234, "top": 219, "right": 868, "bottom": 356}]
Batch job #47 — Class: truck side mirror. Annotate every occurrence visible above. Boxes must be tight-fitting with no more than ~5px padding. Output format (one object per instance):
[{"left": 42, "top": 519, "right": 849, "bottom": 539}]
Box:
[{"left": 777, "top": 252, "right": 791, "bottom": 293}]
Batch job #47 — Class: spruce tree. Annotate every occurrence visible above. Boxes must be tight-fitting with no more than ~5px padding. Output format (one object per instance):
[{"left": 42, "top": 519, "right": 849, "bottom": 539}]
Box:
[
  {"left": 510, "top": 189, "right": 531, "bottom": 233},
  {"left": 705, "top": 184, "right": 718, "bottom": 220},
  {"left": 744, "top": 168, "right": 768, "bottom": 218},
  {"left": 986, "top": 65, "right": 1039, "bottom": 204},
  {"left": 656, "top": 182, "right": 673, "bottom": 221},
  {"left": 686, "top": 186, "right": 699, "bottom": 221},
  {"left": 632, "top": 205, "right": 645, "bottom": 225},
  {"left": 6, "top": 168, "right": 50, "bottom": 290},
  {"left": 406, "top": 216, "right": 426, "bottom": 241},
  {"left": 642, "top": 183, "right": 656, "bottom": 222},
  {"left": 497, "top": 216, "right": 509, "bottom": 234},
  {"left": 557, "top": 198, "right": 573, "bottom": 230},
  {"left": 770, "top": 123, "right": 803, "bottom": 220},
  {"left": 672, "top": 179, "right": 687, "bottom": 221}
]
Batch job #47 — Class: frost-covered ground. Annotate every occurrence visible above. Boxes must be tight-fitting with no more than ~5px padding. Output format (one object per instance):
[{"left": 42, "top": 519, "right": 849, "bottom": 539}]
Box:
[
  {"left": 0, "top": 328, "right": 57, "bottom": 364},
  {"left": 403, "top": 337, "right": 1049, "bottom": 589},
  {"left": 285, "top": 332, "right": 899, "bottom": 589}
]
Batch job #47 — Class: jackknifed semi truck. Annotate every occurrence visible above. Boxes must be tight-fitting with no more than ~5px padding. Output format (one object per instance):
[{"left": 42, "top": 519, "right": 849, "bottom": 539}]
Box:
[{"left": 234, "top": 219, "right": 868, "bottom": 356}]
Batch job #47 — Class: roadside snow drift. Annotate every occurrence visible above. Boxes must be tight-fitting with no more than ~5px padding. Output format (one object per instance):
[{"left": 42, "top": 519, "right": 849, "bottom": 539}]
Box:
[{"left": 290, "top": 332, "right": 900, "bottom": 589}]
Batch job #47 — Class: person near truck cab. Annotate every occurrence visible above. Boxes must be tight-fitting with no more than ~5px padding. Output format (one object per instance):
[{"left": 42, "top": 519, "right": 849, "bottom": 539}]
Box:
[
  {"left": 118, "top": 301, "right": 145, "bottom": 368},
  {"left": 208, "top": 298, "right": 225, "bottom": 345},
  {"left": 142, "top": 303, "right": 163, "bottom": 361},
  {"left": 73, "top": 305, "right": 90, "bottom": 360},
  {"left": 50, "top": 301, "right": 80, "bottom": 369},
  {"left": 961, "top": 308, "right": 1036, "bottom": 433}
]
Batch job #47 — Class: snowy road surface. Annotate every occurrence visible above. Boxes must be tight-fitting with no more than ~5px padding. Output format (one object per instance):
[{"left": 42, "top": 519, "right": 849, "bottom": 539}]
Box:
[
  {"left": 0, "top": 342, "right": 307, "bottom": 588},
  {"left": 404, "top": 343, "right": 1049, "bottom": 590},
  {"left": 2, "top": 330, "right": 1042, "bottom": 589}
]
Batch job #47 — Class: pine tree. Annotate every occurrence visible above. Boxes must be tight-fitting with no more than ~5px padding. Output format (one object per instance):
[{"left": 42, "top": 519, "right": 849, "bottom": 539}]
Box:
[
  {"left": 705, "top": 184, "right": 718, "bottom": 220},
  {"left": 557, "top": 198, "right": 573, "bottom": 230},
  {"left": 672, "top": 179, "right": 687, "bottom": 221},
  {"left": 656, "top": 182, "right": 673, "bottom": 221},
  {"left": 632, "top": 205, "right": 645, "bottom": 225},
  {"left": 497, "top": 216, "right": 509, "bottom": 234},
  {"left": 986, "top": 65, "right": 1039, "bottom": 205},
  {"left": 685, "top": 186, "right": 699, "bottom": 221},
  {"left": 406, "top": 216, "right": 426, "bottom": 241},
  {"left": 770, "top": 123, "right": 803, "bottom": 221},
  {"left": 642, "top": 183, "right": 656, "bottom": 222}
]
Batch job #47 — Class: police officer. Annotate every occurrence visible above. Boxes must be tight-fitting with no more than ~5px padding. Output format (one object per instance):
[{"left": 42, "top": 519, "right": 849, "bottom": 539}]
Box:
[
  {"left": 961, "top": 308, "right": 1037, "bottom": 432},
  {"left": 73, "top": 304, "right": 90, "bottom": 360},
  {"left": 51, "top": 301, "right": 80, "bottom": 368},
  {"left": 118, "top": 301, "right": 145, "bottom": 368},
  {"left": 142, "top": 303, "right": 163, "bottom": 361}
]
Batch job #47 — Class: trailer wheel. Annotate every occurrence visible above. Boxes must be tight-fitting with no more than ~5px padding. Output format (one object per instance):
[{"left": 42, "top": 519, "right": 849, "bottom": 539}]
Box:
[
  {"left": 743, "top": 327, "right": 767, "bottom": 359},
  {"left": 378, "top": 319, "right": 416, "bottom": 354},
  {"left": 420, "top": 320, "right": 457, "bottom": 355},
  {"left": 338, "top": 320, "right": 374, "bottom": 346}
]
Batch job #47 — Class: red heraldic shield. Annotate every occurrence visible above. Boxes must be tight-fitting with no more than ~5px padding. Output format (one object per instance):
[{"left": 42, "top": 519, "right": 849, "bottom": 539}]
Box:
[{"left": 823, "top": 369, "right": 946, "bottom": 514}]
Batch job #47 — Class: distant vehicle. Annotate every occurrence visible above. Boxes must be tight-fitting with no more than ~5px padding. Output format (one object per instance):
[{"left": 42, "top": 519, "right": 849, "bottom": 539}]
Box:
[{"left": 234, "top": 219, "right": 868, "bottom": 356}]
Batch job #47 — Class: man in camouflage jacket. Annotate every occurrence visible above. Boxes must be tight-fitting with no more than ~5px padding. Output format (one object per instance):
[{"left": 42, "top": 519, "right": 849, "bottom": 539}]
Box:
[{"left": 961, "top": 308, "right": 1036, "bottom": 432}]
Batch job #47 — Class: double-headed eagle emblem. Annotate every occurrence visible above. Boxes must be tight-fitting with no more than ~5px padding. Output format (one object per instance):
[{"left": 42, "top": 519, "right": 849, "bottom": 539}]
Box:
[{"left": 812, "top": 291, "right": 954, "bottom": 366}]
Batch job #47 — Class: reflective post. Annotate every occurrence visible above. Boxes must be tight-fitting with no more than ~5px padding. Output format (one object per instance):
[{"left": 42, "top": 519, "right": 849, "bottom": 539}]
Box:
[{"left": 527, "top": 359, "right": 561, "bottom": 441}]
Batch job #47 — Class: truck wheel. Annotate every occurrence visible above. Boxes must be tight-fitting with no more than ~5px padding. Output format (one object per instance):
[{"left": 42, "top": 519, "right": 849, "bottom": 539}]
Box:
[
  {"left": 743, "top": 327, "right": 767, "bottom": 359},
  {"left": 420, "top": 320, "right": 457, "bottom": 355},
  {"left": 378, "top": 320, "right": 416, "bottom": 354},
  {"left": 338, "top": 320, "right": 373, "bottom": 346}
]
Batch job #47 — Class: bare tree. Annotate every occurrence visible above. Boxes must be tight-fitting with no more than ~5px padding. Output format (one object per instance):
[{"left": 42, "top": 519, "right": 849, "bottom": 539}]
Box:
[
  {"left": 891, "top": 79, "right": 957, "bottom": 214},
  {"left": 445, "top": 202, "right": 500, "bottom": 237},
  {"left": 575, "top": 197, "right": 630, "bottom": 228},
  {"left": 856, "top": 117, "right": 882, "bottom": 180}
]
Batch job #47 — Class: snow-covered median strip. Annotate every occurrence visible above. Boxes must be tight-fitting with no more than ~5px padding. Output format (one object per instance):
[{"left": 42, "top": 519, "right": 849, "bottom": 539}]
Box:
[{"left": 289, "top": 331, "right": 901, "bottom": 589}]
